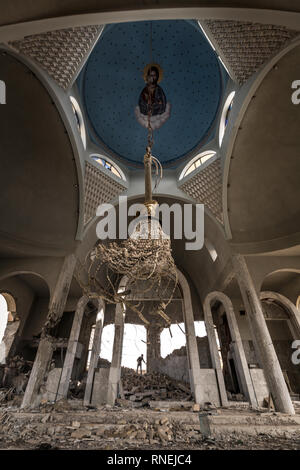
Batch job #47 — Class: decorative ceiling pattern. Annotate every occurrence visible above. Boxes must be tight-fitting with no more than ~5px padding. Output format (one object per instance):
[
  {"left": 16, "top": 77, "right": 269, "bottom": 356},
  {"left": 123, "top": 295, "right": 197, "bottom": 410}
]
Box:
[
  {"left": 84, "top": 161, "right": 126, "bottom": 225},
  {"left": 9, "top": 26, "right": 102, "bottom": 89},
  {"left": 179, "top": 158, "right": 223, "bottom": 224},
  {"left": 202, "top": 20, "right": 299, "bottom": 84},
  {"left": 81, "top": 20, "right": 224, "bottom": 166}
]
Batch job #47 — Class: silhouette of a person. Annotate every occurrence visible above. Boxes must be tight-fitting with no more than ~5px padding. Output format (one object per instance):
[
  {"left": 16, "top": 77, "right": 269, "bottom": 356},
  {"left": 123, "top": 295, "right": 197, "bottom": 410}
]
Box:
[{"left": 136, "top": 354, "right": 146, "bottom": 375}]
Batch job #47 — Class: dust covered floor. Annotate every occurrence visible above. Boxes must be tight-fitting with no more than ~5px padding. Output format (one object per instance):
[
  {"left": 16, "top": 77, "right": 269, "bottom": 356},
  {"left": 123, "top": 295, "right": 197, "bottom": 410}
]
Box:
[{"left": 0, "top": 400, "right": 300, "bottom": 450}]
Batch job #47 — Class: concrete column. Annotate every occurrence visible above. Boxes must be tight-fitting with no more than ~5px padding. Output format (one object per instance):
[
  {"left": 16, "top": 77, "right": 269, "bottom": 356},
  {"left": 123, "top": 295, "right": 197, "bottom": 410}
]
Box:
[
  {"left": 146, "top": 323, "right": 162, "bottom": 373},
  {"left": 203, "top": 295, "right": 228, "bottom": 406},
  {"left": 106, "top": 304, "right": 125, "bottom": 405},
  {"left": 177, "top": 270, "right": 206, "bottom": 405},
  {"left": 57, "top": 295, "right": 89, "bottom": 399},
  {"left": 205, "top": 291, "right": 257, "bottom": 407},
  {"left": 83, "top": 300, "right": 105, "bottom": 405},
  {"left": 232, "top": 254, "right": 295, "bottom": 415},
  {"left": 21, "top": 254, "right": 76, "bottom": 409},
  {"left": 21, "top": 337, "right": 54, "bottom": 409}
]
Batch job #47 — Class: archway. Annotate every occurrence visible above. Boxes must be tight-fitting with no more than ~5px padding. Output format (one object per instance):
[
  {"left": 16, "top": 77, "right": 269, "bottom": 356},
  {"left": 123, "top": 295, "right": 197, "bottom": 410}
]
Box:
[
  {"left": 260, "top": 291, "right": 300, "bottom": 396},
  {"left": 203, "top": 291, "right": 258, "bottom": 407},
  {"left": 0, "top": 272, "right": 50, "bottom": 401}
]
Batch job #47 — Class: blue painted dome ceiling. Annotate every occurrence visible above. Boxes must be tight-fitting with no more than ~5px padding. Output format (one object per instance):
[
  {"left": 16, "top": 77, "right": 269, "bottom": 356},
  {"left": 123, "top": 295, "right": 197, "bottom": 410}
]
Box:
[{"left": 79, "top": 20, "right": 227, "bottom": 167}]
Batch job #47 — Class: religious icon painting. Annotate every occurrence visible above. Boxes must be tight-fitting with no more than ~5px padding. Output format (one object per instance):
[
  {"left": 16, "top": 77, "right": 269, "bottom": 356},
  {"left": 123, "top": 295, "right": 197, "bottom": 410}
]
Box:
[{"left": 135, "top": 63, "right": 171, "bottom": 130}]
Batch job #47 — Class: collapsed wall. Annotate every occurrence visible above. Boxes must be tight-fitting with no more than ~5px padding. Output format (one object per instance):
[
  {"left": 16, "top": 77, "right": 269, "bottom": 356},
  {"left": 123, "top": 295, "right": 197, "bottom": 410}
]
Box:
[{"left": 151, "top": 336, "right": 212, "bottom": 383}]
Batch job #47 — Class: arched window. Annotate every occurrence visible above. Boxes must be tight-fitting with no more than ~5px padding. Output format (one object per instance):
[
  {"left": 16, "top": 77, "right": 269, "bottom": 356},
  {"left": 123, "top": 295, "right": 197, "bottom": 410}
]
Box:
[
  {"left": 91, "top": 154, "right": 126, "bottom": 181},
  {"left": 70, "top": 96, "right": 86, "bottom": 149},
  {"left": 179, "top": 151, "right": 216, "bottom": 180},
  {"left": 219, "top": 91, "right": 235, "bottom": 147}
]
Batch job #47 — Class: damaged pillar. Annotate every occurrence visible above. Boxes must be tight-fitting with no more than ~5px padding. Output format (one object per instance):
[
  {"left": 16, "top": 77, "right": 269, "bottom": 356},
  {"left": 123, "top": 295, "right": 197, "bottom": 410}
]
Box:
[
  {"left": 83, "top": 299, "right": 105, "bottom": 406},
  {"left": 58, "top": 295, "right": 89, "bottom": 400},
  {"left": 146, "top": 323, "right": 162, "bottom": 373},
  {"left": 177, "top": 270, "right": 205, "bottom": 405},
  {"left": 204, "top": 291, "right": 257, "bottom": 408},
  {"left": 21, "top": 254, "right": 76, "bottom": 409},
  {"left": 106, "top": 303, "right": 125, "bottom": 405},
  {"left": 203, "top": 294, "right": 228, "bottom": 406},
  {"left": 232, "top": 254, "right": 295, "bottom": 415}
]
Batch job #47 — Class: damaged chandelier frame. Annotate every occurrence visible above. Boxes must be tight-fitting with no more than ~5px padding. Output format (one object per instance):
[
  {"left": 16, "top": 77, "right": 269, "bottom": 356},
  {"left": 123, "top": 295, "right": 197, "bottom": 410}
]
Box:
[{"left": 76, "top": 85, "right": 178, "bottom": 327}]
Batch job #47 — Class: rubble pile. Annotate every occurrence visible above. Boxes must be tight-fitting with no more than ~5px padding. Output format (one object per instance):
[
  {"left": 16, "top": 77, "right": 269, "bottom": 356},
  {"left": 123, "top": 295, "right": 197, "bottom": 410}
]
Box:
[
  {"left": 0, "top": 405, "right": 300, "bottom": 450},
  {"left": 97, "top": 415, "right": 188, "bottom": 444},
  {"left": 0, "top": 355, "right": 33, "bottom": 404},
  {"left": 120, "top": 366, "right": 192, "bottom": 406},
  {"left": 226, "top": 391, "right": 246, "bottom": 402},
  {"left": 0, "top": 405, "right": 203, "bottom": 449}
]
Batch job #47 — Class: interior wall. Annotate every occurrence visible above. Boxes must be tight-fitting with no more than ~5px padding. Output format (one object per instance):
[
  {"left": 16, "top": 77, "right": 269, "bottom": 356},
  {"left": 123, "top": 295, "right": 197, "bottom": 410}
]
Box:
[{"left": 231, "top": 298, "right": 260, "bottom": 366}]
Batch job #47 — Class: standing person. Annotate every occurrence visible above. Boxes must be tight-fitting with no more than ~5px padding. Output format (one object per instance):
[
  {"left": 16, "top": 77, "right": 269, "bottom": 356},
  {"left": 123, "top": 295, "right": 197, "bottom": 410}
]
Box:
[{"left": 136, "top": 354, "right": 146, "bottom": 375}]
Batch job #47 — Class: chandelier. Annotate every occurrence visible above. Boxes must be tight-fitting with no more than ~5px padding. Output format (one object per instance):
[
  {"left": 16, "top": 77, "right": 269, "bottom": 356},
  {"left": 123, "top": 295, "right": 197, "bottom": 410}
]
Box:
[{"left": 76, "top": 50, "right": 178, "bottom": 326}]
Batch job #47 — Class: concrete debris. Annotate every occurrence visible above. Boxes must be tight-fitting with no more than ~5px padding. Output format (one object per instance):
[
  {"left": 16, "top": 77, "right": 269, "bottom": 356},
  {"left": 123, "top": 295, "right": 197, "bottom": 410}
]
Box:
[
  {"left": 0, "top": 404, "right": 299, "bottom": 449},
  {"left": 69, "top": 374, "right": 87, "bottom": 399},
  {"left": 38, "top": 398, "right": 72, "bottom": 412},
  {"left": 226, "top": 391, "right": 246, "bottom": 402},
  {"left": 71, "top": 429, "right": 91, "bottom": 439},
  {"left": 120, "top": 367, "right": 192, "bottom": 406},
  {"left": 0, "top": 355, "right": 33, "bottom": 403}
]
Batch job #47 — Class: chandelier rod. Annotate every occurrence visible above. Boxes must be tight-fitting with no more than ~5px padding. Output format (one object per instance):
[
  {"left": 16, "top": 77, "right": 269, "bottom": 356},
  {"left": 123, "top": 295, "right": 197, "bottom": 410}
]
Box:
[{"left": 144, "top": 150, "right": 154, "bottom": 206}]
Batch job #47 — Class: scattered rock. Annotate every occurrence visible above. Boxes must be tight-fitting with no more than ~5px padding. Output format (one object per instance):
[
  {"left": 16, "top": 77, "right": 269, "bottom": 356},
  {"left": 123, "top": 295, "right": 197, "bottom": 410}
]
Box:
[
  {"left": 71, "top": 429, "right": 91, "bottom": 439},
  {"left": 41, "top": 413, "right": 50, "bottom": 423},
  {"left": 72, "top": 421, "right": 81, "bottom": 428}
]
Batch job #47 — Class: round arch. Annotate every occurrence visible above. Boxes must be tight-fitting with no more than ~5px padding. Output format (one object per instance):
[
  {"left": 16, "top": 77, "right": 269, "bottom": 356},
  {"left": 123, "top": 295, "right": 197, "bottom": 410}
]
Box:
[
  {"left": 260, "top": 290, "right": 300, "bottom": 338},
  {"left": 0, "top": 270, "right": 50, "bottom": 291},
  {"left": 1, "top": 3, "right": 299, "bottom": 43},
  {"left": 0, "top": 271, "right": 51, "bottom": 365},
  {"left": 259, "top": 268, "right": 300, "bottom": 304},
  {"left": 203, "top": 291, "right": 258, "bottom": 407},
  {"left": 1, "top": 292, "right": 17, "bottom": 316},
  {"left": 223, "top": 39, "right": 300, "bottom": 247}
]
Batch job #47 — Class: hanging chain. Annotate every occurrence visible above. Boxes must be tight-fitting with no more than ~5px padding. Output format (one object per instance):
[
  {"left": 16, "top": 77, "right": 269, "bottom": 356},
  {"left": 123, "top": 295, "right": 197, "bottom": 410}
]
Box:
[
  {"left": 144, "top": 21, "right": 162, "bottom": 194},
  {"left": 150, "top": 22, "right": 153, "bottom": 65},
  {"left": 146, "top": 21, "right": 154, "bottom": 157},
  {"left": 147, "top": 95, "right": 154, "bottom": 156}
]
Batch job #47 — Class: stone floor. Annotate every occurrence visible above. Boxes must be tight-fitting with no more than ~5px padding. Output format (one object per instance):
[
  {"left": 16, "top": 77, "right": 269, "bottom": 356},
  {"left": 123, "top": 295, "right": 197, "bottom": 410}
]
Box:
[{"left": 0, "top": 400, "right": 300, "bottom": 450}]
